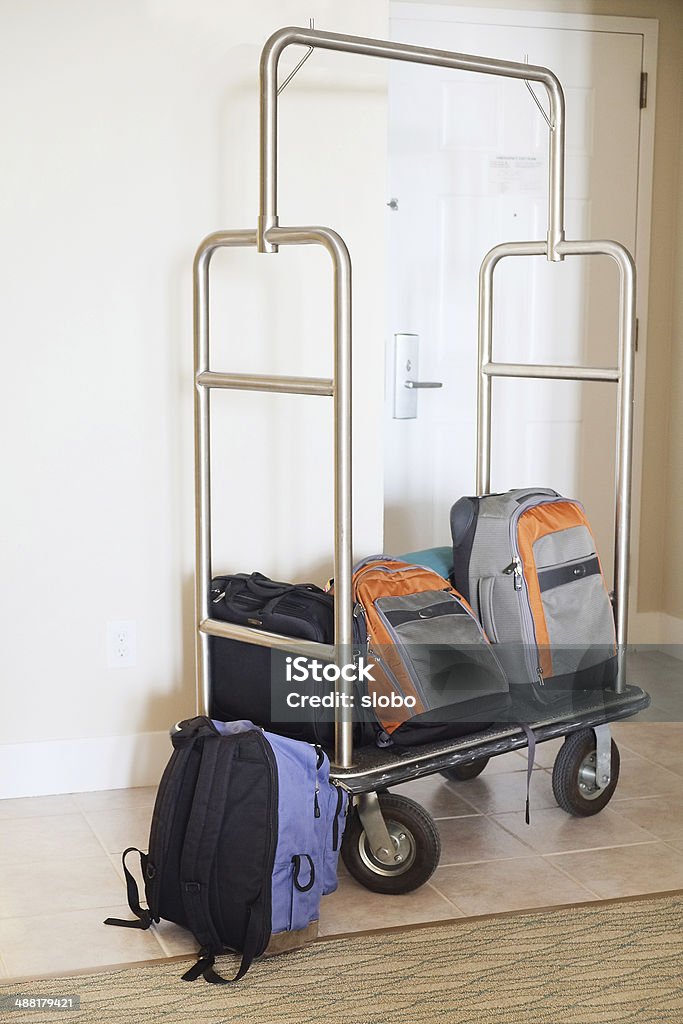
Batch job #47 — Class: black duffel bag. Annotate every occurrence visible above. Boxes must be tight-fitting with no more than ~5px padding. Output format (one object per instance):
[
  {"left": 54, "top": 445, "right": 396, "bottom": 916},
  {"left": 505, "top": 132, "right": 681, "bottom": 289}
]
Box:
[{"left": 208, "top": 572, "right": 369, "bottom": 748}]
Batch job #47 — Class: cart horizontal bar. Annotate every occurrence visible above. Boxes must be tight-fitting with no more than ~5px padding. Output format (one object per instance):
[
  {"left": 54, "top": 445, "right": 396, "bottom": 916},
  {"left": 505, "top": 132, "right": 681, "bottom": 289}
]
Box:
[
  {"left": 197, "top": 370, "right": 334, "bottom": 396},
  {"left": 483, "top": 361, "right": 620, "bottom": 383},
  {"left": 199, "top": 617, "right": 336, "bottom": 660}
]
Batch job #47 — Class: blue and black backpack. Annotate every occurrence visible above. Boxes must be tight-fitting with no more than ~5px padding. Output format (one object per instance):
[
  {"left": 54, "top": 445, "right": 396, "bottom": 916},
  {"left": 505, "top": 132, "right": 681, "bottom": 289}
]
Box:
[{"left": 105, "top": 716, "right": 349, "bottom": 983}]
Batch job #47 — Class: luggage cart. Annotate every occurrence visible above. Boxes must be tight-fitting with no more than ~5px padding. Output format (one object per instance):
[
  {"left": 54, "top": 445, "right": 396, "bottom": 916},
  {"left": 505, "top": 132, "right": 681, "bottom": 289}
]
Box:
[{"left": 192, "top": 26, "right": 650, "bottom": 895}]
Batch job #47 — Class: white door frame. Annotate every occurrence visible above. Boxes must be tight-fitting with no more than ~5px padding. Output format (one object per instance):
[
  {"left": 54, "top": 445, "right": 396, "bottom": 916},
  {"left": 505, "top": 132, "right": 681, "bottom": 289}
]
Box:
[{"left": 390, "top": 3, "right": 658, "bottom": 636}]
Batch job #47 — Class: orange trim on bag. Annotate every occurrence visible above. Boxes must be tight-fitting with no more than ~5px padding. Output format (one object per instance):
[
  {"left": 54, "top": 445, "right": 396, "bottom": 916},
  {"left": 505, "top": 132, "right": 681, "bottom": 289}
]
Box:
[
  {"left": 352, "top": 559, "right": 467, "bottom": 734},
  {"left": 516, "top": 501, "right": 588, "bottom": 679}
]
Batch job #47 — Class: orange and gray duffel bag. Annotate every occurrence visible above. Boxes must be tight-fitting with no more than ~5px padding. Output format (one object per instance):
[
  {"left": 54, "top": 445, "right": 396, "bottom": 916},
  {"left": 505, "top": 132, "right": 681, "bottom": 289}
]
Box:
[
  {"left": 351, "top": 557, "right": 510, "bottom": 746},
  {"left": 450, "top": 488, "right": 617, "bottom": 698}
]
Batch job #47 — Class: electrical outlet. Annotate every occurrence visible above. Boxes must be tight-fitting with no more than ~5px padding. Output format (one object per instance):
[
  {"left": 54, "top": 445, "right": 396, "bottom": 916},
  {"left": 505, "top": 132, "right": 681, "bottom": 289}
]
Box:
[{"left": 106, "top": 620, "right": 137, "bottom": 669}]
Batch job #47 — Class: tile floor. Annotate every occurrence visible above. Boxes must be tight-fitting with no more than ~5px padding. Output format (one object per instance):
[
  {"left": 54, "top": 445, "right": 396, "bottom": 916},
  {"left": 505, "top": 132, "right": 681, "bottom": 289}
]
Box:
[{"left": 1, "top": 654, "right": 682, "bottom": 980}]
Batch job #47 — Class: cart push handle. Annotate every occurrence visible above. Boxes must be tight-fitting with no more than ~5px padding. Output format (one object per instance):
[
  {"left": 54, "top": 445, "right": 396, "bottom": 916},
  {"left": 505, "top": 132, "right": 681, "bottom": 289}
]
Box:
[{"left": 257, "top": 26, "right": 567, "bottom": 263}]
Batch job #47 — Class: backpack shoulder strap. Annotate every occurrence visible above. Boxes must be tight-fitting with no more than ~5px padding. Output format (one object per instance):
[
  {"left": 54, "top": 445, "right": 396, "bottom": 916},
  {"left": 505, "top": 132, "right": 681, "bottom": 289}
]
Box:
[
  {"left": 180, "top": 734, "right": 235, "bottom": 952},
  {"left": 146, "top": 738, "right": 197, "bottom": 920},
  {"left": 180, "top": 733, "right": 267, "bottom": 984}
]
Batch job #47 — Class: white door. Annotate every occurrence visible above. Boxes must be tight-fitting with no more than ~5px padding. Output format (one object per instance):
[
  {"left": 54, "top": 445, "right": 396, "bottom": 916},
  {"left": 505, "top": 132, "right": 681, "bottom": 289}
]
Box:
[{"left": 385, "top": 6, "right": 651, "bottom": 586}]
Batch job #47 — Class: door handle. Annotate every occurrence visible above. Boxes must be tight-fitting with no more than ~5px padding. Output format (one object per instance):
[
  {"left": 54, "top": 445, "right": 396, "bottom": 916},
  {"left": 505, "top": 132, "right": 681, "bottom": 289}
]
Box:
[{"left": 393, "top": 333, "right": 442, "bottom": 419}]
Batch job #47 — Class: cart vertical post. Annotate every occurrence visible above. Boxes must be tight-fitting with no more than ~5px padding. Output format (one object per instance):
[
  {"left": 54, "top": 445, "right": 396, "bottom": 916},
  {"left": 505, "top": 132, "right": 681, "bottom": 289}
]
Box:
[{"left": 476, "top": 238, "right": 637, "bottom": 686}]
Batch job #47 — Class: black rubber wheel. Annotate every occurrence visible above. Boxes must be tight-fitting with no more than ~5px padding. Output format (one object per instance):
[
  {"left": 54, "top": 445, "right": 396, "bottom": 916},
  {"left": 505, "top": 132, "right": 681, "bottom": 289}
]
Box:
[
  {"left": 552, "top": 729, "right": 620, "bottom": 816},
  {"left": 440, "top": 757, "right": 490, "bottom": 782},
  {"left": 341, "top": 793, "right": 441, "bottom": 894}
]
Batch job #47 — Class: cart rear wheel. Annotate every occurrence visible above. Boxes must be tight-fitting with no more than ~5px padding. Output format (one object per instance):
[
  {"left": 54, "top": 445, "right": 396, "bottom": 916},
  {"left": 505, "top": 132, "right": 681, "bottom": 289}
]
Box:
[
  {"left": 440, "top": 757, "right": 490, "bottom": 782},
  {"left": 552, "top": 729, "right": 620, "bottom": 816},
  {"left": 341, "top": 793, "right": 441, "bottom": 894}
]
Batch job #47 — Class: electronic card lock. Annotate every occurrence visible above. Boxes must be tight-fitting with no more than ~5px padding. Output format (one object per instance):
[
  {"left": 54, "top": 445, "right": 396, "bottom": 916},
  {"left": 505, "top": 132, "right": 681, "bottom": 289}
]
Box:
[{"left": 393, "top": 332, "right": 443, "bottom": 419}]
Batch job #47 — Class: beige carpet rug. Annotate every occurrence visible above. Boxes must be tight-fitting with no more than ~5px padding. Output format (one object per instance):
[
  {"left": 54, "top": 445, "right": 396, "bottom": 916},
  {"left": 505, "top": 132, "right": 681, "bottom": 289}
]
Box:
[{"left": 1, "top": 894, "right": 682, "bottom": 1024}]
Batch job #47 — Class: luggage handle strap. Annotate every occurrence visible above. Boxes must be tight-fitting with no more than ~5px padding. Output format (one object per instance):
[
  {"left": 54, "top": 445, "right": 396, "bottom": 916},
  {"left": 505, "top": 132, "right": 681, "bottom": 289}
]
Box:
[
  {"left": 513, "top": 488, "right": 559, "bottom": 503},
  {"left": 220, "top": 572, "right": 325, "bottom": 602},
  {"left": 210, "top": 574, "right": 284, "bottom": 605},
  {"left": 217, "top": 574, "right": 331, "bottom": 624},
  {"left": 244, "top": 573, "right": 323, "bottom": 599},
  {"left": 244, "top": 574, "right": 300, "bottom": 599}
]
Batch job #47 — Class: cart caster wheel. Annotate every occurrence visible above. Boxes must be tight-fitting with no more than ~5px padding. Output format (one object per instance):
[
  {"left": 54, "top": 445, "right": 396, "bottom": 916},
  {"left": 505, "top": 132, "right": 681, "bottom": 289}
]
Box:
[
  {"left": 341, "top": 793, "right": 441, "bottom": 894},
  {"left": 440, "top": 757, "right": 490, "bottom": 782},
  {"left": 552, "top": 729, "right": 620, "bottom": 816}
]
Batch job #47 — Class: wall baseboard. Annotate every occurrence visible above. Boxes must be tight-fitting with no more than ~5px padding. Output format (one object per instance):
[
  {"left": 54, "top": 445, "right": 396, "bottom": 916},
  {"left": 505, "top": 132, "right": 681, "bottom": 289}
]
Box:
[
  {"left": 0, "top": 731, "right": 172, "bottom": 800},
  {"left": 629, "top": 611, "right": 663, "bottom": 644},
  {"left": 659, "top": 613, "right": 683, "bottom": 650},
  {"left": 629, "top": 611, "right": 683, "bottom": 656}
]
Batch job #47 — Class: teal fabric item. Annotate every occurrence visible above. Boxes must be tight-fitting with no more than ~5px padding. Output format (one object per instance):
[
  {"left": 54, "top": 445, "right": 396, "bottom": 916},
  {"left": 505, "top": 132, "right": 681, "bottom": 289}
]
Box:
[{"left": 399, "top": 546, "right": 453, "bottom": 580}]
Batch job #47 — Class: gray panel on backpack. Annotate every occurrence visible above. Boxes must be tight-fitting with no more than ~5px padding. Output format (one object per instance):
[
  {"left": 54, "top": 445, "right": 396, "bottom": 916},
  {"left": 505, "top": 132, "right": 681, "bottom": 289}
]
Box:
[
  {"left": 373, "top": 590, "right": 508, "bottom": 711},
  {"left": 451, "top": 489, "right": 616, "bottom": 694}
]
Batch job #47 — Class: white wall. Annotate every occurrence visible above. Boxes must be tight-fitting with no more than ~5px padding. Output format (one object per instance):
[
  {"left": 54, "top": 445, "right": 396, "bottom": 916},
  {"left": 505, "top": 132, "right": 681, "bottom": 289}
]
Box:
[{"left": 0, "top": 0, "right": 389, "bottom": 796}]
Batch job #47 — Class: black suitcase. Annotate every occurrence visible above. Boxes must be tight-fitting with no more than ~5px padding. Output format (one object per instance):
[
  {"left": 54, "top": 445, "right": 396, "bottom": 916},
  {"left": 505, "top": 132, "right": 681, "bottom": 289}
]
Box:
[{"left": 208, "top": 572, "right": 369, "bottom": 748}]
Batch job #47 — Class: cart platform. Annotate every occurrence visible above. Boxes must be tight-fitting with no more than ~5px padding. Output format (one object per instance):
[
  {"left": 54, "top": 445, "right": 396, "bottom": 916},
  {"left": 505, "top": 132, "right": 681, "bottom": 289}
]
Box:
[{"left": 331, "top": 684, "right": 650, "bottom": 793}]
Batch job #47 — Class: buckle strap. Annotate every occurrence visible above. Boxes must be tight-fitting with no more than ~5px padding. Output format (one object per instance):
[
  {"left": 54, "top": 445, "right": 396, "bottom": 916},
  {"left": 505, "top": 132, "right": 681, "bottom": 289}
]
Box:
[
  {"left": 518, "top": 723, "right": 537, "bottom": 825},
  {"left": 181, "top": 950, "right": 214, "bottom": 982},
  {"left": 181, "top": 904, "right": 262, "bottom": 985},
  {"left": 104, "top": 847, "right": 152, "bottom": 930}
]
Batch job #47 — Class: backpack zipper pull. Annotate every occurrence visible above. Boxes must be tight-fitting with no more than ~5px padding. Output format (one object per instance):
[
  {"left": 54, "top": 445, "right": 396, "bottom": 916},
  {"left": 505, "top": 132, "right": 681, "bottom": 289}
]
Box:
[
  {"left": 505, "top": 556, "right": 524, "bottom": 590},
  {"left": 537, "top": 665, "right": 545, "bottom": 687},
  {"left": 514, "top": 561, "right": 523, "bottom": 591},
  {"left": 313, "top": 745, "right": 322, "bottom": 818},
  {"left": 332, "top": 786, "right": 344, "bottom": 850}
]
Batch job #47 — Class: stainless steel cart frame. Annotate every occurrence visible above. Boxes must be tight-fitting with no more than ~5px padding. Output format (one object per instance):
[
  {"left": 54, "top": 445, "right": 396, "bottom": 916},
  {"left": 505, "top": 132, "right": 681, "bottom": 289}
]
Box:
[{"left": 193, "top": 28, "right": 646, "bottom": 807}]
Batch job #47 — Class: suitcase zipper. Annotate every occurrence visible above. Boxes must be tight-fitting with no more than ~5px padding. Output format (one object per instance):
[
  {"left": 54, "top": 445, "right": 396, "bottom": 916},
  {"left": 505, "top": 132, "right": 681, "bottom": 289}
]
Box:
[
  {"left": 503, "top": 558, "right": 523, "bottom": 591},
  {"left": 331, "top": 785, "right": 345, "bottom": 851},
  {"left": 353, "top": 574, "right": 410, "bottom": 703},
  {"left": 366, "top": 643, "right": 410, "bottom": 703},
  {"left": 372, "top": 603, "right": 430, "bottom": 708},
  {"left": 313, "top": 746, "right": 325, "bottom": 819},
  {"left": 509, "top": 523, "right": 544, "bottom": 685}
]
